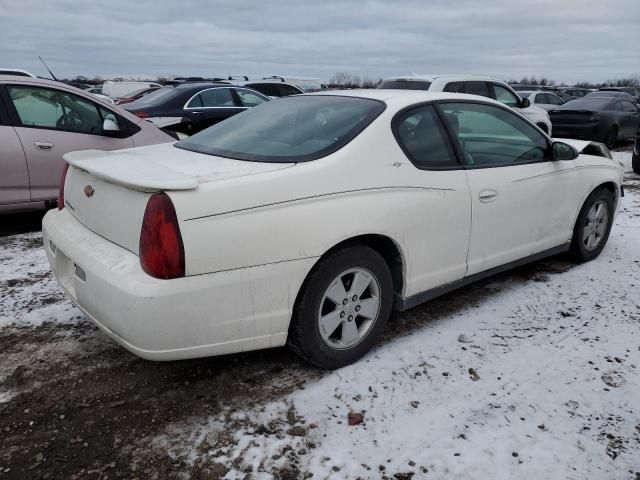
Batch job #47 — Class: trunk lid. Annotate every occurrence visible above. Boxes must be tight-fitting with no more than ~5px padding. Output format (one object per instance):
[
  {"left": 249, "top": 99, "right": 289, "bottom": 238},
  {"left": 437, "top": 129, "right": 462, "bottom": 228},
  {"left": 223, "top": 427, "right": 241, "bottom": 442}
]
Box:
[{"left": 62, "top": 143, "right": 294, "bottom": 254}]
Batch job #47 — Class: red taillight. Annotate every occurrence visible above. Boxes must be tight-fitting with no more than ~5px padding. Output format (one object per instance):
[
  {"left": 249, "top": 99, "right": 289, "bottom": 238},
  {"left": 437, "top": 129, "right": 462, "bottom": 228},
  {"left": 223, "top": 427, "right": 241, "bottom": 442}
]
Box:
[
  {"left": 134, "top": 111, "right": 149, "bottom": 118},
  {"left": 139, "top": 192, "right": 185, "bottom": 279},
  {"left": 57, "top": 163, "right": 70, "bottom": 210}
]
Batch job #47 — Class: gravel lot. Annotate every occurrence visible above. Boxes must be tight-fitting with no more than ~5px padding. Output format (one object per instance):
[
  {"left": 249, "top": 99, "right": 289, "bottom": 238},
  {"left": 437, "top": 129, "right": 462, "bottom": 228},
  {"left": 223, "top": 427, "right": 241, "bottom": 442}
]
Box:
[{"left": 0, "top": 149, "right": 638, "bottom": 480}]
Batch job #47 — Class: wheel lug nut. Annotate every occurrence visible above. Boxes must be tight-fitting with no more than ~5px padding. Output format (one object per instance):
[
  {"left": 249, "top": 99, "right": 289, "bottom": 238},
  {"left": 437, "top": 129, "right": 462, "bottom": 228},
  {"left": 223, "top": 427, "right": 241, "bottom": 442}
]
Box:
[
  {"left": 342, "top": 299, "right": 348, "bottom": 305},
  {"left": 355, "top": 305, "right": 361, "bottom": 312},
  {"left": 348, "top": 315, "right": 353, "bottom": 322},
  {"left": 352, "top": 295, "right": 358, "bottom": 301},
  {"left": 340, "top": 311, "right": 345, "bottom": 318}
]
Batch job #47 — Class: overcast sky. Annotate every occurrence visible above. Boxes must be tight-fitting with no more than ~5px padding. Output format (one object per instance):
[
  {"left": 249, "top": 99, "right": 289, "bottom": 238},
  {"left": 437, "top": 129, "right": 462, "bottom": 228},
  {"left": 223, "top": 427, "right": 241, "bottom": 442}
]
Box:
[{"left": 1, "top": 0, "right": 638, "bottom": 84}]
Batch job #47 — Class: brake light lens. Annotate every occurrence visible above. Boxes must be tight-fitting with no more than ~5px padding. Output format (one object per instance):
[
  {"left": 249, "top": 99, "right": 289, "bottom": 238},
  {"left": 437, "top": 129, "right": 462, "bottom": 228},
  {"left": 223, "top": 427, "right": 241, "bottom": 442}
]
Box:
[
  {"left": 134, "top": 111, "right": 149, "bottom": 118},
  {"left": 139, "top": 192, "right": 185, "bottom": 279},
  {"left": 57, "top": 163, "right": 70, "bottom": 210}
]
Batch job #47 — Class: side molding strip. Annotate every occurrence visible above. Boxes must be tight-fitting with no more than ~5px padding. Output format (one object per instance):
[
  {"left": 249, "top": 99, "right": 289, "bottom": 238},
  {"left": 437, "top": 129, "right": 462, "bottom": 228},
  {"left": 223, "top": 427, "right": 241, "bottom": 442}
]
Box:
[{"left": 394, "top": 244, "right": 571, "bottom": 312}]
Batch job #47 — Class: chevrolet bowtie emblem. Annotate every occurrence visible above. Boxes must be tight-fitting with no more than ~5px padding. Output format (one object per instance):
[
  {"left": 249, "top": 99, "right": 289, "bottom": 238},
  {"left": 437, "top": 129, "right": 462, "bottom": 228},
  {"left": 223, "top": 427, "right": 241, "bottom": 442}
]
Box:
[{"left": 84, "top": 185, "right": 95, "bottom": 198}]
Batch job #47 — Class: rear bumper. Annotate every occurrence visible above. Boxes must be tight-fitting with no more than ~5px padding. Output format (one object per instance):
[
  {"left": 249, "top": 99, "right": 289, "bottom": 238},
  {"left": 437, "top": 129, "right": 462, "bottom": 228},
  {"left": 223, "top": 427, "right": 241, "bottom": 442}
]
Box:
[{"left": 42, "top": 208, "right": 316, "bottom": 360}]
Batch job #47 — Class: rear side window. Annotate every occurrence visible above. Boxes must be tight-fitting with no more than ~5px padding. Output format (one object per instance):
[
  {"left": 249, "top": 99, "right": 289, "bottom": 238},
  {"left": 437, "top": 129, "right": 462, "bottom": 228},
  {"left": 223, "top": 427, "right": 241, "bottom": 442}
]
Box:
[
  {"left": 443, "top": 82, "right": 465, "bottom": 93},
  {"left": 393, "top": 105, "right": 457, "bottom": 169},
  {"left": 465, "top": 81, "right": 491, "bottom": 98},
  {"left": 621, "top": 100, "right": 638, "bottom": 112},
  {"left": 379, "top": 80, "right": 432, "bottom": 90}
]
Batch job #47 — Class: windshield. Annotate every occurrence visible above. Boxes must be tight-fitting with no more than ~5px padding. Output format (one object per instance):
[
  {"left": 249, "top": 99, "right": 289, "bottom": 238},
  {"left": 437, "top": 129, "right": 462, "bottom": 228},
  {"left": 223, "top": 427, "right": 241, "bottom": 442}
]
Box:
[
  {"left": 176, "top": 95, "right": 385, "bottom": 162},
  {"left": 379, "top": 80, "right": 431, "bottom": 90}
]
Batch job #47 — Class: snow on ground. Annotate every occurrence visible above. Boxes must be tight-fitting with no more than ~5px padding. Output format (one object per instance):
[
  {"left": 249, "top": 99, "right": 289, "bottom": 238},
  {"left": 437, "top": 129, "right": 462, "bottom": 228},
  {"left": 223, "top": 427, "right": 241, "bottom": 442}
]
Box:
[
  {"left": 150, "top": 152, "right": 640, "bottom": 479},
  {"left": 0, "top": 232, "right": 81, "bottom": 328},
  {"left": 0, "top": 150, "right": 638, "bottom": 479}
]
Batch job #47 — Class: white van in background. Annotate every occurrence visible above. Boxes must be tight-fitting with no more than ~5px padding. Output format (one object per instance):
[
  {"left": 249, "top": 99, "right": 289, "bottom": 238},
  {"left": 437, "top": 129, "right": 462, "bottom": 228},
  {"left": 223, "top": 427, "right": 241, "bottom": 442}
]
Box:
[{"left": 101, "top": 80, "right": 162, "bottom": 100}]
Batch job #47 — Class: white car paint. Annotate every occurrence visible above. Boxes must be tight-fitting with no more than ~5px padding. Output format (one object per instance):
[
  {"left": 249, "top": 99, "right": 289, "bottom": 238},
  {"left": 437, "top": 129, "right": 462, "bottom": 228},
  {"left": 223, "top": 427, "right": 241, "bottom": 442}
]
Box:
[
  {"left": 101, "top": 80, "right": 162, "bottom": 100},
  {"left": 42, "top": 90, "right": 623, "bottom": 361},
  {"left": 518, "top": 90, "right": 565, "bottom": 111},
  {"left": 381, "top": 74, "right": 553, "bottom": 134}
]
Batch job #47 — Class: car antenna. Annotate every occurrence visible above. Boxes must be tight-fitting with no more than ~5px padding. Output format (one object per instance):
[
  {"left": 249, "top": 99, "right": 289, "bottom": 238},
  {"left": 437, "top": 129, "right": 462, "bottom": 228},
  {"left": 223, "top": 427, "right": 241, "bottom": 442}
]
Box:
[{"left": 38, "top": 56, "right": 58, "bottom": 81}]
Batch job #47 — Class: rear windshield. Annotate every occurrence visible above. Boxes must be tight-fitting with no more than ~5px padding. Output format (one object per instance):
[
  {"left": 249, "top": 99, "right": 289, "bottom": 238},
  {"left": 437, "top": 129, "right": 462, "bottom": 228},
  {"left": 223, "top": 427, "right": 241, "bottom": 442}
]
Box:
[
  {"left": 379, "top": 80, "right": 432, "bottom": 90},
  {"left": 130, "top": 87, "right": 179, "bottom": 105},
  {"left": 559, "top": 99, "right": 611, "bottom": 110},
  {"left": 176, "top": 95, "right": 385, "bottom": 162}
]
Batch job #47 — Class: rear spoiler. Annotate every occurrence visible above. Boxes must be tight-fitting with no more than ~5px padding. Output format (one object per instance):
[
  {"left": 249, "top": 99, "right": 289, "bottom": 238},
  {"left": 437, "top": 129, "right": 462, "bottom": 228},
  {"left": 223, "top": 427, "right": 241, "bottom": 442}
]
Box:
[{"left": 63, "top": 150, "right": 198, "bottom": 192}]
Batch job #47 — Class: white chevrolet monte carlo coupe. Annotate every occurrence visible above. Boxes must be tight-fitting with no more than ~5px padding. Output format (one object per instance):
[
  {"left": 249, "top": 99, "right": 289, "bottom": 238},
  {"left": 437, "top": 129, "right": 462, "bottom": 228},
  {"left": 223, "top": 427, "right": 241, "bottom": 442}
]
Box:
[{"left": 43, "top": 90, "right": 624, "bottom": 369}]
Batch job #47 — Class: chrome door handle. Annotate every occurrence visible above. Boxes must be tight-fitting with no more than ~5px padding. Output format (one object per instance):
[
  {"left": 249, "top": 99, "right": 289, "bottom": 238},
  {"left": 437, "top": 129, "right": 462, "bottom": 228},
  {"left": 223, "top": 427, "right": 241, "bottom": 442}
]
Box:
[
  {"left": 479, "top": 189, "right": 498, "bottom": 203},
  {"left": 191, "top": 111, "right": 202, "bottom": 115},
  {"left": 34, "top": 141, "right": 54, "bottom": 151}
]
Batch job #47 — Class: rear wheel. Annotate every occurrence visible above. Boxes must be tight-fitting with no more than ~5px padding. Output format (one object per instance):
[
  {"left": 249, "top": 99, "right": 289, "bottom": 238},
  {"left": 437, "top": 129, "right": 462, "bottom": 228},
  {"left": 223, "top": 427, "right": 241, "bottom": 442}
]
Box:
[
  {"left": 604, "top": 126, "right": 618, "bottom": 149},
  {"left": 570, "top": 188, "right": 614, "bottom": 262},
  {"left": 288, "top": 245, "right": 393, "bottom": 369}
]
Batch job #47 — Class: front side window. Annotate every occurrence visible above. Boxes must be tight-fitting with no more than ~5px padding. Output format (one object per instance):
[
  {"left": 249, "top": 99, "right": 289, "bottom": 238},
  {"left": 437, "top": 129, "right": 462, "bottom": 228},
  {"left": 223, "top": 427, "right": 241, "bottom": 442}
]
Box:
[
  {"left": 235, "top": 89, "right": 268, "bottom": 107},
  {"left": 546, "top": 94, "right": 564, "bottom": 105},
  {"left": 394, "top": 105, "right": 457, "bottom": 169},
  {"left": 440, "top": 102, "right": 549, "bottom": 167},
  {"left": 279, "top": 84, "right": 303, "bottom": 96},
  {"left": 621, "top": 100, "right": 638, "bottom": 112},
  {"left": 176, "top": 95, "right": 385, "bottom": 162},
  {"left": 492, "top": 84, "right": 520, "bottom": 107},
  {"left": 8, "top": 86, "right": 104, "bottom": 134}
]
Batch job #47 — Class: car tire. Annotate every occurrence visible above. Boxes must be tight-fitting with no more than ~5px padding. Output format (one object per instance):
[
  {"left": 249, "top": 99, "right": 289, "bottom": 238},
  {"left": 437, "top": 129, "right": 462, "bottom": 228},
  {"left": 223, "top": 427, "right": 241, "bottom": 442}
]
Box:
[
  {"left": 288, "top": 245, "right": 393, "bottom": 369},
  {"left": 604, "top": 126, "right": 618, "bottom": 149},
  {"left": 570, "top": 188, "right": 615, "bottom": 262}
]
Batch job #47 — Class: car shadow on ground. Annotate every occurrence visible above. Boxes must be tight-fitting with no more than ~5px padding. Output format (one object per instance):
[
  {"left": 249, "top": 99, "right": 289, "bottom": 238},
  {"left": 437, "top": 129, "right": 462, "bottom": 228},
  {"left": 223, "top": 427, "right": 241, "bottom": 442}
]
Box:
[{"left": 0, "top": 209, "right": 48, "bottom": 238}]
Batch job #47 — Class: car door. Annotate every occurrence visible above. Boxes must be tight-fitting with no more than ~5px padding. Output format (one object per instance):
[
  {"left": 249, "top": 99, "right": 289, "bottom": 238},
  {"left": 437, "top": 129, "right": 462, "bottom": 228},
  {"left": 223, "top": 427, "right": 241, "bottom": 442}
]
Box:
[
  {"left": 392, "top": 104, "right": 472, "bottom": 295},
  {"left": 183, "top": 87, "right": 242, "bottom": 133},
  {"left": 4, "top": 84, "right": 134, "bottom": 202},
  {"left": 0, "top": 93, "right": 30, "bottom": 205},
  {"left": 620, "top": 100, "right": 640, "bottom": 138},
  {"left": 438, "top": 100, "right": 581, "bottom": 276}
]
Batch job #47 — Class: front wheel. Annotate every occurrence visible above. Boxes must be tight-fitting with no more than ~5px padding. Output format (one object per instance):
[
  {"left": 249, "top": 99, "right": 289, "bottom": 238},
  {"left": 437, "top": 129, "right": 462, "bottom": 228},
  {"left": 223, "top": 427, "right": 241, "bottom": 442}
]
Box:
[
  {"left": 570, "top": 188, "right": 615, "bottom": 262},
  {"left": 288, "top": 245, "right": 393, "bottom": 369}
]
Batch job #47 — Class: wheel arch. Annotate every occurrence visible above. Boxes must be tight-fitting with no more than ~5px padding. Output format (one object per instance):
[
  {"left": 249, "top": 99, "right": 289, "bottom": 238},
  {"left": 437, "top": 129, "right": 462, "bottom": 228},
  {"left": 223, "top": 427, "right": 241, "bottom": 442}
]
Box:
[{"left": 294, "top": 233, "right": 406, "bottom": 311}]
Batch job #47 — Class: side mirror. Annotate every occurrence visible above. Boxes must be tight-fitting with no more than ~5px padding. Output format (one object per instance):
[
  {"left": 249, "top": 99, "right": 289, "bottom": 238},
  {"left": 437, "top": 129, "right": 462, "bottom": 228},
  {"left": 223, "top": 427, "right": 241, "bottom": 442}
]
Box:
[
  {"left": 102, "top": 117, "right": 120, "bottom": 134},
  {"left": 552, "top": 141, "right": 579, "bottom": 161},
  {"left": 520, "top": 97, "right": 531, "bottom": 108}
]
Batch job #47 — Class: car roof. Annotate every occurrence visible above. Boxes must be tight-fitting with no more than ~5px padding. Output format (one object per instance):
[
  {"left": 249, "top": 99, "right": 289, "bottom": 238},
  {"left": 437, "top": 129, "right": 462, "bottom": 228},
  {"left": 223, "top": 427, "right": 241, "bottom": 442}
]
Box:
[
  {"left": 382, "top": 74, "right": 506, "bottom": 83},
  {"left": 310, "top": 88, "right": 507, "bottom": 108}
]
